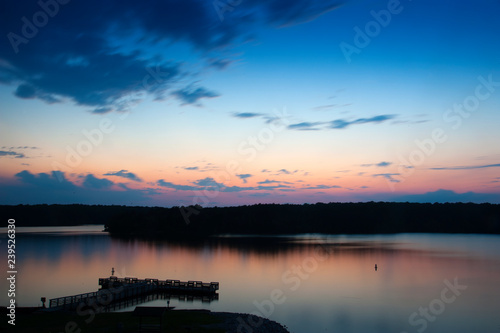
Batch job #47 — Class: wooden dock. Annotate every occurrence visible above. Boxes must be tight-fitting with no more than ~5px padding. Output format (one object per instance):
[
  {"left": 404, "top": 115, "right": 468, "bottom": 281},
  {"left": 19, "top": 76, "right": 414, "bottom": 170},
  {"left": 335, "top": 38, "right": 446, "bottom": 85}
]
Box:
[
  {"left": 48, "top": 276, "right": 219, "bottom": 310},
  {"left": 99, "top": 276, "right": 219, "bottom": 295}
]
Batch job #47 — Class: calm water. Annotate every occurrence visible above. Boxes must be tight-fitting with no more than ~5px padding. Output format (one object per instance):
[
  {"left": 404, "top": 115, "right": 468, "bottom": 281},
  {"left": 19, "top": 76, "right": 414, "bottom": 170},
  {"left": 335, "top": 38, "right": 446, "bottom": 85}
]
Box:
[{"left": 1, "top": 226, "right": 500, "bottom": 333}]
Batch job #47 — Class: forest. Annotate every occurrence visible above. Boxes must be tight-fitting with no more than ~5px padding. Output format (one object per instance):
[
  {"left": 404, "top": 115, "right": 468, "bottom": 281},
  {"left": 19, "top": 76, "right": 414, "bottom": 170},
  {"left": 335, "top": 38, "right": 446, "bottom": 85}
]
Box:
[{"left": 2, "top": 202, "right": 500, "bottom": 238}]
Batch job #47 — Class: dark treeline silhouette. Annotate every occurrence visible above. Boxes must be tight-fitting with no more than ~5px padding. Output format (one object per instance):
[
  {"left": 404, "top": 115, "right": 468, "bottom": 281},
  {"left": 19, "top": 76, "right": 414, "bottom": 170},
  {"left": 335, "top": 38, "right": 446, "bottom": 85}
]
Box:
[
  {"left": 3, "top": 202, "right": 498, "bottom": 237},
  {"left": 0, "top": 204, "right": 140, "bottom": 226}
]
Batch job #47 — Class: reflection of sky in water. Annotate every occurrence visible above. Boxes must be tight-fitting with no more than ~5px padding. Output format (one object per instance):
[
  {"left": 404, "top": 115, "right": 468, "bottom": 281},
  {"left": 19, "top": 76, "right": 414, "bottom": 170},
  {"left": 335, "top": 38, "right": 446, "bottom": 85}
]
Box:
[{"left": 1, "top": 228, "right": 499, "bottom": 333}]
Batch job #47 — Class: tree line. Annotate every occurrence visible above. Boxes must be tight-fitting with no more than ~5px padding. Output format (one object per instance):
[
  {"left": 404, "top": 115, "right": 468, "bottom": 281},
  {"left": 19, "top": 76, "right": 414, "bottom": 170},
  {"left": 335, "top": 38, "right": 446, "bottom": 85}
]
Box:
[{"left": 2, "top": 202, "right": 499, "bottom": 238}]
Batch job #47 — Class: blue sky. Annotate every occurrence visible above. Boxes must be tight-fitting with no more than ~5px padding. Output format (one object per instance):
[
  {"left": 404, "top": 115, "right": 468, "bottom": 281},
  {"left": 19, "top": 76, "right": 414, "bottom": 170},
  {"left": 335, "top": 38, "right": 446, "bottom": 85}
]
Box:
[{"left": 1, "top": 0, "right": 500, "bottom": 206}]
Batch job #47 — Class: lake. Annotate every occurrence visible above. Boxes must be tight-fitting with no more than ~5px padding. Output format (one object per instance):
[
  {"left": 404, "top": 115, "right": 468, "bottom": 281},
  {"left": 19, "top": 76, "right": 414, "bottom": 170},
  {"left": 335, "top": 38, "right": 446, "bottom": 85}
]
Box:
[{"left": 1, "top": 226, "right": 500, "bottom": 333}]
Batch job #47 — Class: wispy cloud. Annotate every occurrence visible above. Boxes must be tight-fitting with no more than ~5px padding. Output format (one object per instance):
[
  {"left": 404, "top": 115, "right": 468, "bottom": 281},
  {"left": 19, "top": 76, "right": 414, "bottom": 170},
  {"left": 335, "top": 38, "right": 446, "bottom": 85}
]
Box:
[
  {"left": 287, "top": 122, "right": 324, "bottom": 131},
  {"left": 287, "top": 114, "right": 397, "bottom": 131},
  {"left": 232, "top": 112, "right": 264, "bottom": 118},
  {"left": 157, "top": 180, "right": 199, "bottom": 191},
  {"left": 184, "top": 166, "right": 199, "bottom": 171},
  {"left": 104, "top": 170, "right": 143, "bottom": 182},
  {"left": 329, "top": 115, "right": 396, "bottom": 129},
  {"left": 257, "top": 179, "right": 293, "bottom": 185},
  {"left": 430, "top": 163, "right": 500, "bottom": 170},
  {"left": 373, "top": 173, "right": 401, "bottom": 183},
  {"left": 312, "top": 104, "right": 337, "bottom": 111},
  {"left": 361, "top": 161, "right": 392, "bottom": 168},
  {"left": 0, "top": 150, "right": 26, "bottom": 158},
  {"left": 158, "top": 177, "right": 253, "bottom": 193},
  {"left": 391, "top": 189, "right": 500, "bottom": 204},
  {"left": 237, "top": 174, "right": 252, "bottom": 183},
  {"left": 300, "top": 184, "right": 341, "bottom": 190}
]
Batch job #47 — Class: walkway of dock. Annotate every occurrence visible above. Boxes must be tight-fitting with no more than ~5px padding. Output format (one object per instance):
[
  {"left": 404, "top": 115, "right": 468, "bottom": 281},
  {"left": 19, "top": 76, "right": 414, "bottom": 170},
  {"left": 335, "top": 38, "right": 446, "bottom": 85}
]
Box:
[{"left": 48, "top": 276, "right": 219, "bottom": 310}]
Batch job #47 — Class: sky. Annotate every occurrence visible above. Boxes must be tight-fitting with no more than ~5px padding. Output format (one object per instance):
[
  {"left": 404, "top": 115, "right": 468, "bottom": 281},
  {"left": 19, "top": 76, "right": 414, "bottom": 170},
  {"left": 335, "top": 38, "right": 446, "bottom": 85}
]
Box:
[{"left": 1, "top": 0, "right": 500, "bottom": 206}]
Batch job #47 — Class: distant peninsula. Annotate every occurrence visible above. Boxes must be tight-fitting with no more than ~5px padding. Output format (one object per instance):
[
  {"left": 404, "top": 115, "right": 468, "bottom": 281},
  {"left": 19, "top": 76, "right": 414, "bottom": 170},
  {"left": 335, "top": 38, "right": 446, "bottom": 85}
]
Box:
[{"left": 2, "top": 202, "right": 500, "bottom": 237}]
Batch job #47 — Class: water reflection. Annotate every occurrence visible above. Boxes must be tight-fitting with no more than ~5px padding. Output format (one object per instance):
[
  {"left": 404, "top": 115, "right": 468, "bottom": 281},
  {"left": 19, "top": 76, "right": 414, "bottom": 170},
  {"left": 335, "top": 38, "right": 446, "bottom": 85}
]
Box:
[{"left": 2, "top": 228, "right": 499, "bottom": 333}]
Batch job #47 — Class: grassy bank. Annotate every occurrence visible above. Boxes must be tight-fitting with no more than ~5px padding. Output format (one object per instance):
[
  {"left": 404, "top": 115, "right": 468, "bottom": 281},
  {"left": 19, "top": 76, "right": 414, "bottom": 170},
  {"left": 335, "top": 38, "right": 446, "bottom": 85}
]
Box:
[{"left": 0, "top": 308, "right": 225, "bottom": 333}]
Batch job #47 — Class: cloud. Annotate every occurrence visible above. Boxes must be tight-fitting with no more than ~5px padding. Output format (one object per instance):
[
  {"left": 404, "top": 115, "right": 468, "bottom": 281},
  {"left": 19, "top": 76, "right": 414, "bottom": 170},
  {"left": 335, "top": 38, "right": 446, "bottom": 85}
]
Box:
[
  {"left": 257, "top": 179, "right": 293, "bottom": 185},
  {"left": 15, "top": 170, "right": 76, "bottom": 190},
  {"left": 157, "top": 180, "right": 199, "bottom": 191},
  {"left": 237, "top": 174, "right": 252, "bottom": 183},
  {"left": 83, "top": 174, "right": 114, "bottom": 189},
  {"left": 300, "top": 184, "right": 341, "bottom": 190},
  {"left": 158, "top": 176, "right": 295, "bottom": 193},
  {"left": 329, "top": 115, "right": 396, "bottom": 129},
  {"left": 287, "top": 115, "right": 397, "bottom": 131},
  {"left": 391, "top": 189, "right": 500, "bottom": 204},
  {"left": 0, "top": 150, "right": 26, "bottom": 158},
  {"left": 1, "top": 170, "right": 153, "bottom": 205},
  {"left": 312, "top": 104, "right": 337, "bottom": 111},
  {"left": 276, "top": 169, "right": 295, "bottom": 175},
  {"left": 14, "top": 83, "right": 60, "bottom": 103},
  {"left": 1, "top": 0, "right": 343, "bottom": 113},
  {"left": 104, "top": 170, "right": 143, "bottom": 182},
  {"left": 361, "top": 161, "right": 392, "bottom": 167},
  {"left": 373, "top": 173, "right": 401, "bottom": 183},
  {"left": 172, "top": 85, "right": 219, "bottom": 105},
  {"left": 287, "top": 122, "right": 324, "bottom": 131},
  {"left": 14, "top": 83, "right": 35, "bottom": 98},
  {"left": 232, "top": 112, "right": 264, "bottom": 118},
  {"left": 158, "top": 177, "right": 253, "bottom": 193},
  {"left": 430, "top": 163, "right": 500, "bottom": 170},
  {"left": 184, "top": 166, "right": 199, "bottom": 171},
  {"left": 255, "top": 184, "right": 292, "bottom": 191}
]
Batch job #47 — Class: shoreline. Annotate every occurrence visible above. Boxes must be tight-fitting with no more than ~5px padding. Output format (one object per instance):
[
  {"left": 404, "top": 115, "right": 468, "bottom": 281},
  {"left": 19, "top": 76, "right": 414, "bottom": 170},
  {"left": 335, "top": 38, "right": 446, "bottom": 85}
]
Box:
[{"left": 0, "top": 307, "right": 291, "bottom": 333}]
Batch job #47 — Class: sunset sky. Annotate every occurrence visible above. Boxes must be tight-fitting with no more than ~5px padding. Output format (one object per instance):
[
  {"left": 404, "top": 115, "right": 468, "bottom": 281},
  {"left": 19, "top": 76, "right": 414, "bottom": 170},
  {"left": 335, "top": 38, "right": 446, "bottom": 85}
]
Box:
[{"left": 1, "top": 0, "right": 500, "bottom": 206}]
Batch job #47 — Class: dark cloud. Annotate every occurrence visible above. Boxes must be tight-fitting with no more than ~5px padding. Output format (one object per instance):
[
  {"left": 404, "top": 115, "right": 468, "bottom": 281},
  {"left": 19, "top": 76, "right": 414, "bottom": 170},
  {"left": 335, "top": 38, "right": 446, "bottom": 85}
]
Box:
[
  {"left": 158, "top": 176, "right": 292, "bottom": 192},
  {"left": 0, "top": 150, "right": 26, "bottom": 158},
  {"left": 430, "top": 163, "right": 500, "bottom": 170},
  {"left": 258, "top": 179, "right": 292, "bottom": 185},
  {"left": 1, "top": 0, "right": 342, "bottom": 113},
  {"left": 158, "top": 177, "right": 248, "bottom": 192},
  {"left": 2, "top": 146, "right": 39, "bottom": 150},
  {"left": 1, "top": 170, "right": 153, "bottom": 205},
  {"left": 391, "top": 189, "right": 500, "bottom": 204},
  {"left": 373, "top": 173, "right": 401, "bottom": 183},
  {"left": 14, "top": 83, "right": 36, "bottom": 98},
  {"left": 232, "top": 112, "right": 265, "bottom": 118},
  {"left": 300, "top": 184, "right": 341, "bottom": 190},
  {"left": 83, "top": 174, "right": 113, "bottom": 189},
  {"left": 287, "top": 115, "right": 397, "bottom": 131},
  {"left": 237, "top": 174, "right": 252, "bottom": 183},
  {"left": 276, "top": 169, "right": 293, "bottom": 175},
  {"left": 157, "top": 180, "right": 198, "bottom": 191},
  {"left": 172, "top": 85, "right": 219, "bottom": 106},
  {"left": 287, "top": 122, "right": 324, "bottom": 131},
  {"left": 104, "top": 170, "right": 143, "bottom": 182},
  {"left": 255, "top": 184, "right": 292, "bottom": 191},
  {"left": 361, "top": 161, "right": 392, "bottom": 167},
  {"left": 329, "top": 115, "right": 396, "bottom": 129},
  {"left": 15, "top": 170, "right": 76, "bottom": 190}
]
